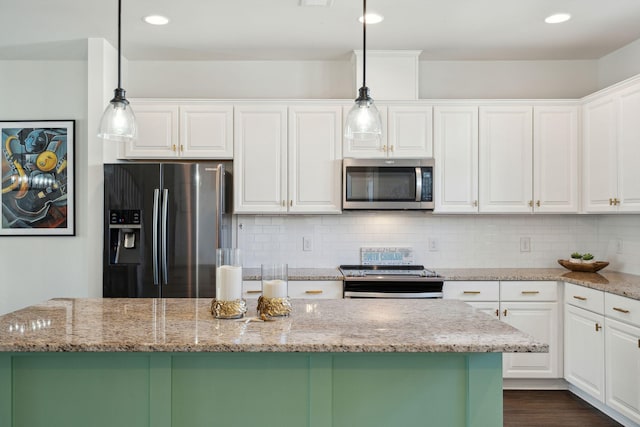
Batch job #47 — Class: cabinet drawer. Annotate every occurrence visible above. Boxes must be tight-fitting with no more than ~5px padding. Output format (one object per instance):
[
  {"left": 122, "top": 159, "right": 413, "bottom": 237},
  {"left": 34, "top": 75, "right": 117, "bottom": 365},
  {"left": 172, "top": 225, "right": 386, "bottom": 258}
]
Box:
[
  {"left": 500, "top": 281, "right": 557, "bottom": 301},
  {"left": 242, "top": 281, "right": 262, "bottom": 300},
  {"left": 289, "top": 281, "right": 343, "bottom": 299},
  {"left": 605, "top": 293, "right": 640, "bottom": 327},
  {"left": 443, "top": 281, "right": 499, "bottom": 301},
  {"left": 565, "top": 282, "right": 604, "bottom": 314}
]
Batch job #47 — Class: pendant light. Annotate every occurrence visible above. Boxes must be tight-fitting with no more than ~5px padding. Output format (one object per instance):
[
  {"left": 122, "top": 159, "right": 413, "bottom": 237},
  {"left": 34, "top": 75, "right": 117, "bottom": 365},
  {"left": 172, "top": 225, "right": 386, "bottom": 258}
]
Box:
[
  {"left": 344, "top": 0, "right": 382, "bottom": 144},
  {"left": 98, "top": 0, "right": 137, "bottom": 142}
]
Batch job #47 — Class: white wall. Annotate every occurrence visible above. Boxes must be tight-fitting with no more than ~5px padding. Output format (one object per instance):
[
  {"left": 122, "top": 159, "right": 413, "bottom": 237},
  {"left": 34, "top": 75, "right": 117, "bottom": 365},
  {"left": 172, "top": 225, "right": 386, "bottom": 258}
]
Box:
[
  {"left": 128, "top": 60, "right": 353, "bottom": 99},
  {"left": 0, "top": 59, "right": 89, "bottom": 315},
  {"left": 128, "top": 58, "right": 602, "bottom": 100},
  {"left": 419, "top": 60, "right": 599, "bottom": 99},
  {"left": 597, "top": 38, "right": 640, "bottom": 90}
]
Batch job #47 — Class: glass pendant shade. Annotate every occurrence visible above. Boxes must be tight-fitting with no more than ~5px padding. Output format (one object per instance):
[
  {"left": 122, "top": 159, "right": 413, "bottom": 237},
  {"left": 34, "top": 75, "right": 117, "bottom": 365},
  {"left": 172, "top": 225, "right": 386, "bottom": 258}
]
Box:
[
  {"left": 98, "top": 89, "right": 137, "bottom": 142},
  {"left": 344, "top": 87, "right": 382, "bottom": 143}
]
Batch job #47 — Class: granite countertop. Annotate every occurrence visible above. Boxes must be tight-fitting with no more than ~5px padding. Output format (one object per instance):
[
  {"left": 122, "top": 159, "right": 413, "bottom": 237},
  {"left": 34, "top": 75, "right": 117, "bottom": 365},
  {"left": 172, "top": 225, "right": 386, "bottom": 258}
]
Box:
[
  {"left": 0, "top": 298, "right": 546, "bottom": 354},
  {"left": 267, "top": 267, "right": 640, "bottom": 301}
]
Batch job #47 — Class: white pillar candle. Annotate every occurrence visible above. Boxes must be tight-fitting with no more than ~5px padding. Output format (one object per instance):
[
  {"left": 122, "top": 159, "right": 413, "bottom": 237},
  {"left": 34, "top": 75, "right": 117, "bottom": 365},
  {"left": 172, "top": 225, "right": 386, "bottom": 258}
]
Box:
[
  {"left": 216, "top": 265, "right": 242, "bottom": 301},
  {"left": 263, "top": 279, "right": 287, "bottom": 298}
]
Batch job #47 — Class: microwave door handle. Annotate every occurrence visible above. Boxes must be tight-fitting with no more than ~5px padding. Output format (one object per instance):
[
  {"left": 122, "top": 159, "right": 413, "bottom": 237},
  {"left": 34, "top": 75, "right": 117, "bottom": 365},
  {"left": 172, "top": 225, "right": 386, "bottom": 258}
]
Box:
[{"left": 415, "top": 167, "right": 422, "bottom": 202}]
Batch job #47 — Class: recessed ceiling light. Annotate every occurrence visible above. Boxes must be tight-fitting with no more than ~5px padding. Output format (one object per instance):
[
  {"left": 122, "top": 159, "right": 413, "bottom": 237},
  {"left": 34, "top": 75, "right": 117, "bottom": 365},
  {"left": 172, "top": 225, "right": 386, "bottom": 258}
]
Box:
[
  {"left": 143, "top": 15, "right": 170, "bottom": 26},
  {"left": 545, "top": 13, "right": 571, "bottom": 24},
  {"left": 358, "top": 13, "right": 384, "bottom": 24}
]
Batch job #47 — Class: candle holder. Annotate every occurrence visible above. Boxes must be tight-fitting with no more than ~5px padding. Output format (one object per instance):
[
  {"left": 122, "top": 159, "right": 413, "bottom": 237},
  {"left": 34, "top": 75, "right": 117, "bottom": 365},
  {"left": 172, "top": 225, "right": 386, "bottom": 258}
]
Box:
[
  {"left": 258, "top": 263, "right": 291, "bottom": 317},
  {"left": 211, "top": 248, "right": 246, "bottom": 319}
]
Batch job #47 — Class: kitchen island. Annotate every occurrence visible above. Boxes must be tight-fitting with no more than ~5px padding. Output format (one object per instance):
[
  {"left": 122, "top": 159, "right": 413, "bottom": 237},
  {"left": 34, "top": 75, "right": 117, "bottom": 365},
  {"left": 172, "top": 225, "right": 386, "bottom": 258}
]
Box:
[{"left": 0, "top": 298, "right": 545, "bottom": 427}]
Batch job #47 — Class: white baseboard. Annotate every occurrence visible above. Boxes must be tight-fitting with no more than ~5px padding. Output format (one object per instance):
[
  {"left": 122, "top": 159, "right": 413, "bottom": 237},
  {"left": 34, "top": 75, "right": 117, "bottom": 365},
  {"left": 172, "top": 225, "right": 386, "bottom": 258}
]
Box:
[
  {"left": 503, "top": 378, "right": 569, "bottom": 390},
  {"left": 568, "top": 385, "right": 640, "bottom": 427}
]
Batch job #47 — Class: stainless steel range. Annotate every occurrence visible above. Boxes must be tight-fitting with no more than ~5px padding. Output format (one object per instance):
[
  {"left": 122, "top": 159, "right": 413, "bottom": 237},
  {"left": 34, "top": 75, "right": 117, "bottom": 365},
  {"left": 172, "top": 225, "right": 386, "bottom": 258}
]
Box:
[{"left": 339, "top": 265, "right": 443, "bottom": 299}]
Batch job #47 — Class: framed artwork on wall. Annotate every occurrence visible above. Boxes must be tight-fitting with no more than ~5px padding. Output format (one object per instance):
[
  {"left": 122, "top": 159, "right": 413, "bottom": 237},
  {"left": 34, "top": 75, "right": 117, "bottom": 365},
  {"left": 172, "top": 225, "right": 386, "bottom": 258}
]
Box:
[{"left": 1, "top": 120, "right": 75, "bottom": 236}]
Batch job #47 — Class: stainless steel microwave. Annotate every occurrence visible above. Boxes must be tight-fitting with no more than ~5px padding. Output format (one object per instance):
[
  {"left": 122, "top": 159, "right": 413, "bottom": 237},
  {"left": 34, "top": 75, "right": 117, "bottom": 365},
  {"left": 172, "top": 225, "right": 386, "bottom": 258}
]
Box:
[{"left": 342, "top": 158, "right": 435, "bottom": 210}]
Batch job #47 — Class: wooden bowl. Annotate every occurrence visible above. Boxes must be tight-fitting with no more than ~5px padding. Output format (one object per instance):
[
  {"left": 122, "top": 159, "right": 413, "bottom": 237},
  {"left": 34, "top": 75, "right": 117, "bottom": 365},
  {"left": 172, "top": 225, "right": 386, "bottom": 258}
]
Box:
[{"left": 558, "top": 259, "right": 609, "bottom": 273}]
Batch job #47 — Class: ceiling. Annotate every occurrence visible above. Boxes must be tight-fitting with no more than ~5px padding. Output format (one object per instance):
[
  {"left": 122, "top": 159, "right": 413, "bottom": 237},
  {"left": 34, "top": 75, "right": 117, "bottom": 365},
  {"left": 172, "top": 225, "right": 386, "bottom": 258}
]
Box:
[{"left": 3, "top": 0, "right": 640, "bottom": 61}]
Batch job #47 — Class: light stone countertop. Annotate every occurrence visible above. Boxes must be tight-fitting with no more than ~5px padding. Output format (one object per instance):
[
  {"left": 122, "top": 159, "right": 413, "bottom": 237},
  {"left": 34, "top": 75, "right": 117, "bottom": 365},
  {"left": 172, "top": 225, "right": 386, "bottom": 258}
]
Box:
[
  {"left": 255, "top": 267, "right": 640, "bottom": 301},
  {"left": 0, "top": 298, "right": 546, "bottom": 354}
]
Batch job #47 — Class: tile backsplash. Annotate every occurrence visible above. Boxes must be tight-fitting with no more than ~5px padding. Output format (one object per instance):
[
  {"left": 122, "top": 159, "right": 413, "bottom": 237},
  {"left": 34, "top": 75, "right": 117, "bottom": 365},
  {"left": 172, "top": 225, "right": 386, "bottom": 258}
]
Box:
[{"left": 236, "top": 213, "right": 640, "bottom": 274}]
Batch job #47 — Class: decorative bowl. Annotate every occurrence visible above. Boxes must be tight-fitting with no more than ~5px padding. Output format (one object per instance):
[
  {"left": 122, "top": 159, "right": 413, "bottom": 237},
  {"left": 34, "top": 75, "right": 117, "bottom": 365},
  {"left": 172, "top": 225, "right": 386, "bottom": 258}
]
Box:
[{"left": 558, "top": 259, "right": 609, "bottom": 273}]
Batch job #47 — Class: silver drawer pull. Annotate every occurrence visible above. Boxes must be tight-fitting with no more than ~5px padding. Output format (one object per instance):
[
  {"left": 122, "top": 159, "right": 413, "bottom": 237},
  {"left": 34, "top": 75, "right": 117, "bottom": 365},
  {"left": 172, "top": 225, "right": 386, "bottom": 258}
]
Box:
[
  {"left": 573, "top": 295, "right": 587, "bottom": 301},
  {"left": 521, "top": 291, "right": 540, "bottom": 295},
  {"left": 246, "top": 290, "right": 262, "bottom": 294},
  {"left": 305, "top": 290, "right": 323, "bottom": 295},
  {"left": 463, "top": 291, "right": 481, "bottom": 294},
  {"left": 613, "top": 307, "right": 630, "bottom": 314}
]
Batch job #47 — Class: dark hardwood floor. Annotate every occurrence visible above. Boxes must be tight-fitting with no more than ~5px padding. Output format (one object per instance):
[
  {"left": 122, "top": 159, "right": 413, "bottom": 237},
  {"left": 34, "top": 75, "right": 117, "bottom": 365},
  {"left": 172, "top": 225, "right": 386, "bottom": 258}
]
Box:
[{"left": 504, "top": 390, "right": 623, "bottom": 427}]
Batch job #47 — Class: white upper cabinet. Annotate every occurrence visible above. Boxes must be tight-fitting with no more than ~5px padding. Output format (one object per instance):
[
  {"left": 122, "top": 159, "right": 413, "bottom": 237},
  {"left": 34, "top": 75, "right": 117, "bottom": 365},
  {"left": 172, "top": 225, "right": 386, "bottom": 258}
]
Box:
[
  {"left": 288, "top": 105, "right": 342, "bottom": 214},
  {"left": 616, "top": 84, "right": 640, "bottom": 212},
  {"left": 533, "top": 106, "right": 579, "bottom": 213},
  {"left": 234, "top": 105, "right": 288, "bottom": 213},
  {"left": 343, "top": 105, "right": 433, "bottom": 158},
  {"left": 583, "top": 95, "right": 618, "bottom": 212},
  {"left": 122, "top": 102, "right": 178, "bottom": 158},
  {"left": 434, "top": 106, "right": 479, "bottom": 213},
  {"left": 122, "top": 101, "right": 233, "bottom": 159},
  {"left": 479, "top": 106, "right": 533, "bottom": 213},
  {"left": 234, "top": 104, "right": 342, "bottom": 214},
  {"left": 583, "top": 80, "right": 640, "bottom": 213},
  {"left": 387, "top": 105, "right": 433, "bottom": 158},
  {"left": 179, "top": 104, "right": 233, "bottom": 158}
]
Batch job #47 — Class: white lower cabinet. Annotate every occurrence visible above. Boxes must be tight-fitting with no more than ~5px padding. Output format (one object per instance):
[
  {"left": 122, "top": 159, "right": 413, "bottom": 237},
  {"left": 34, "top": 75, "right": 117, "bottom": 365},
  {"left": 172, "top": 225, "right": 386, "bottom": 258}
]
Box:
[
  {"left": 564, "top": 304, "right": 605, "bottom": 402},
  {"left": 604, "top": 293, "right": 640, "bottom": 425},
  {"left": 564, "top": 282, "right": 605, "bottom": 402},
  {"left": 443, "top": 280, "right": 561, "bottom": 379},
  {"left": 242, "top": 281, "right": 342, "bottom": 300},
  {"left": 564, "top": 282, "right": 640, "bottom": 425}
]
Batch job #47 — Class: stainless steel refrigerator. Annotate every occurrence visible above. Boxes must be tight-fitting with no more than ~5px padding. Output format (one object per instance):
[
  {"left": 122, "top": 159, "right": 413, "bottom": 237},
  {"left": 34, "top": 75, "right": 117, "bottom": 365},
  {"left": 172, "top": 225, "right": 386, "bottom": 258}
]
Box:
[{"left": 103, "top": 162, "right": 232, "bottom": 298}]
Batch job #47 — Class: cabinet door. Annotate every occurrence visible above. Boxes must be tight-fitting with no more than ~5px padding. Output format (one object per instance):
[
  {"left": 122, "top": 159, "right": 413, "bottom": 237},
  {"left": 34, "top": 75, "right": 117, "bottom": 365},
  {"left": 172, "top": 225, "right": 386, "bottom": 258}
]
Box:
[
  {"left": 466, "top": 301, "right": 500, "bottom": 319},
  {"left": 501, "top": 301, "right": 560, "bottom": 378},
  {"left": 583, "top": 96, "right": 618, "bottom": 212},
  {"left": 605, "top": 318, "right": 640, "bottom": 424},
  {"left": 233, "top": 105, "right": 287, "bottom": 213},
  {"left": 433, "top": 106, "right": 479, "bottom": 213},
  {"left": 288, "top": 106, "right": 342, "bottom": 214},
  {"left": 533, "top": 106, "right": 579, "bottom": 213},
  {"left": 617, "top": 84, "right": 640, "bottom": 212},
  {"left": 479, "top": 106, "right": 533, "bottom": 213},
  {"left": 122, "top": 103, "right": 178, "bottom": 158},
  {"left": 564, "top": 304, "right": 605, "bottom": 402},
  {"left": 342, "top": 105, "right": 388, "bottom": 158},
  {"left": 388, "top": 105, "right": 433, "bottom": 158},
  {"left": 180, "top": 104, "right": 233, "bottom": 158}
]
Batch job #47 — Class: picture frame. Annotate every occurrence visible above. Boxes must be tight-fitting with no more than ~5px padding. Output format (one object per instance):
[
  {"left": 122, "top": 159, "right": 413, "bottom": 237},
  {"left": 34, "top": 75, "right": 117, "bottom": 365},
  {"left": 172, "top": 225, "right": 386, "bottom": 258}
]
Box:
[{"left": 1, "top": 120, "right": 75, "bottom": 236}]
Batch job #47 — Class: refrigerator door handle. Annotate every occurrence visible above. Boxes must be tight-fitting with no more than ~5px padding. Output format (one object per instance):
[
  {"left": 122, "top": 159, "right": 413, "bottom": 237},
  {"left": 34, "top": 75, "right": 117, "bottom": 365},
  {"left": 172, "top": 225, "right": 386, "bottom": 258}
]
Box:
[
  {"left": 152, "top": 189, "right": 160, "bottom": 285},
  {"left": 161, "top": 188, "right": 169, "bottom": 285},
  {"left": 215, "top": 164, "right": 225, "bottom": 250}
]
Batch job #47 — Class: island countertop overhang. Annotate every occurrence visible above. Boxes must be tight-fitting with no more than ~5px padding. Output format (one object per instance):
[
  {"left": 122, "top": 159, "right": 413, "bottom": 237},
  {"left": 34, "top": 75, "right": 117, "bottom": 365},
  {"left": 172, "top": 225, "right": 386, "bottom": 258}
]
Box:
[{"left": 0, "top": 298, "right": 547, "bottom": 354}]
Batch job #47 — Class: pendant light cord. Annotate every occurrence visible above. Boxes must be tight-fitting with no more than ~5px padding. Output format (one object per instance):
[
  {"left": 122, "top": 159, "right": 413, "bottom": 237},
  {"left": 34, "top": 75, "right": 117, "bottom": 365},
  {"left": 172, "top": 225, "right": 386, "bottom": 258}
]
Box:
[
  {"left": 362, "top": 0, "right": 367, "bottom": 88},
  {"left": 117, "top": 0, "right": 122, "bottom": 90}
]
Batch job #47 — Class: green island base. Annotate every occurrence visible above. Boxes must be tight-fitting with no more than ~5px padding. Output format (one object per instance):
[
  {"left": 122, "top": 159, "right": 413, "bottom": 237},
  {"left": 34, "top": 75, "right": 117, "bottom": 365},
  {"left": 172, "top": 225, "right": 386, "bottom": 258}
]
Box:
[{"left": 0, "top": 352, "right": 502, "bottom": 427}]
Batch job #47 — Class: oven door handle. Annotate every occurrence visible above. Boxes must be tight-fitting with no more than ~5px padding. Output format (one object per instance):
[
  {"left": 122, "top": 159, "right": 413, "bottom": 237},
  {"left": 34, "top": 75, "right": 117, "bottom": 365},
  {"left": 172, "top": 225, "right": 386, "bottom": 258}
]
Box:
[
  {"left": 415, "top": 167, "right": 422, "bottom": 202},
  {"left": 344, "top": 291, "right": 443, "bottom": 299}
]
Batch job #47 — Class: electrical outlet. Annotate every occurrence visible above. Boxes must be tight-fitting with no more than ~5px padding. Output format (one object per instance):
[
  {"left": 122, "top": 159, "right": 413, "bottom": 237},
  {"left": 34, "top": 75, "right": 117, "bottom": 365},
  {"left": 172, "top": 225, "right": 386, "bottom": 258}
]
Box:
[
  {"left": 303, "top": 236, "right": 313, "bottom": 252},
  {"left": 428, "top": 238, "right": 439, "bottom": 251},
  {"left": 616, "top": 239, "right": 623, "bottom": 254},
  {"left": 520, "top": 237, "right": 531, "bottom": 252}
]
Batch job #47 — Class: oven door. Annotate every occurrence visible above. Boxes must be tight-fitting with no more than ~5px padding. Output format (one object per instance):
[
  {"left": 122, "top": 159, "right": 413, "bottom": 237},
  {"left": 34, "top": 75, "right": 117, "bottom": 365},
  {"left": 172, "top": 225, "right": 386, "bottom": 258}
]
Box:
[
  {"left": 342, "top": 158, "right": 434, "bottom": 210},
  {"left": 343, "top": 279, "right": 444, "bottom": 299}
]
